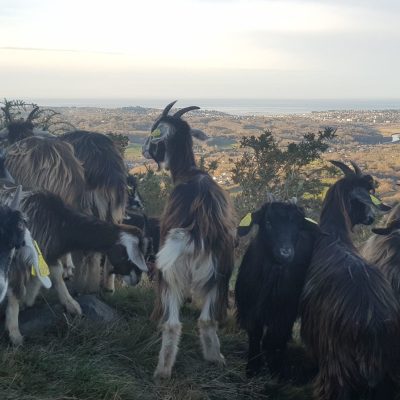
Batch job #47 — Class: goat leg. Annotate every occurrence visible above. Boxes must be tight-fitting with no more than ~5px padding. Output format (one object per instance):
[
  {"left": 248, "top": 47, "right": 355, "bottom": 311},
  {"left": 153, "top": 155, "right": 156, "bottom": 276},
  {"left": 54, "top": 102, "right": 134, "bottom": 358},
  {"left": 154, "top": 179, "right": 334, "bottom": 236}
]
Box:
[
  {"left": 154, "top": 287, "right": 182, "bottom": 380},
  {"left": 50, "top": 263, "right": 82, "bottom": 315},
  {"left": 246, "top": 323, "right": 264, "bottom": 378},
  {"left": 5, "top": 289, "right": 23, "bottom": 346},
  {"left": 198, "top": 287, "right": 225, "bottom": 366}
]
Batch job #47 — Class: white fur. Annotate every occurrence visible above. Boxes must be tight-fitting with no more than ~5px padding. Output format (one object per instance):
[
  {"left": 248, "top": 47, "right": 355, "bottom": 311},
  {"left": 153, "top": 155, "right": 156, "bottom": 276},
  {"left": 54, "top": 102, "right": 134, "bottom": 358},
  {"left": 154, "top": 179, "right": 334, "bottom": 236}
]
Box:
[
  {"left": 154, "top": 229, "right": 221, "bottom": 379},
  {"left": 0, "top": 272, "right": 9, "bottom": 303},
  {"left": 19, "top": 229, "right": 39, "bottom": 269},
  {"left": 118, "top": 232, "right": 148, "bottom": 272},
  {"left": 157, "top": 229, "right": 215, "bottom": 301}
]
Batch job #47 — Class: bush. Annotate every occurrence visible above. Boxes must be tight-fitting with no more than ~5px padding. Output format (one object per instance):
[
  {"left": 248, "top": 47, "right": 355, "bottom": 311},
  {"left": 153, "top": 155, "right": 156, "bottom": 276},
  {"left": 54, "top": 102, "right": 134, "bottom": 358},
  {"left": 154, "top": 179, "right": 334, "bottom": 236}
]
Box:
[{"left": 232, "top": 128, "right": 336, "bottom": 216}]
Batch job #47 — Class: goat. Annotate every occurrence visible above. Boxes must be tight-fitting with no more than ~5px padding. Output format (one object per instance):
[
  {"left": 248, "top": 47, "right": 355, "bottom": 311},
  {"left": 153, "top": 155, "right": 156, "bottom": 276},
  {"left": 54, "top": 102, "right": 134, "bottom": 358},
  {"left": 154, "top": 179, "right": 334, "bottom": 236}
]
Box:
[
  {"left": 60, "top": 130, "right": 128, "bottom": 293},
  {"left": 124, "top": 173, "right": 160, "bottom": 277},
  {"left": 0, "top": 104, "right": 53, "bottom": 145},
  {"left": 235, "top": 201, "right": 320, "bottom": 378},
  {"left": 300, "top": 160, "right": 400, "bottom": 400},
  {"left": 142, "top": 101, "right": 236, "bottom": 379},
  {"left": 361, "top": 203, "right": 400, "bottom": 300},
  {"left": 0, "top": 188, "right": 38, "bottom": 304},
  {"left": 0, "top": 182, "right": 147, "bottom": 345}
]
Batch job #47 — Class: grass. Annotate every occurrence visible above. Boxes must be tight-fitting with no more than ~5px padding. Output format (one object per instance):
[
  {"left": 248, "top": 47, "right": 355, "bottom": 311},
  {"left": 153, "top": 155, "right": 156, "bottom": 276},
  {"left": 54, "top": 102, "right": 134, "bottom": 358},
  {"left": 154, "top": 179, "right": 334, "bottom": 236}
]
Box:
[{"left": 0, "top": 283, "right": 314, "bottom": 400}]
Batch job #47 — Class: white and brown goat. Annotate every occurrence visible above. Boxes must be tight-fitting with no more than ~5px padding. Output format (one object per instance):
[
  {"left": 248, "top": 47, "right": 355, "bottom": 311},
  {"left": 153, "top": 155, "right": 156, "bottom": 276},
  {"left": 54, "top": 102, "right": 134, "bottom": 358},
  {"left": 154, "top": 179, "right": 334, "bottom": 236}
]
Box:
[{"left": 142, "top": 101, "right": 236, "bottom": 379}]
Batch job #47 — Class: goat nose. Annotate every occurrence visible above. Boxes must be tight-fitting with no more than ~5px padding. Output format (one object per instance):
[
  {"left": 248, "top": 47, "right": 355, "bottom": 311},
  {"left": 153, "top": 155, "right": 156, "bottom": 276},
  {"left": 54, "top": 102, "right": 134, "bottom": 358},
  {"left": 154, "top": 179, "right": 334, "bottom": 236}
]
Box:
[{"left": 280, "top": 247, "right": 293, "bottom": 258}]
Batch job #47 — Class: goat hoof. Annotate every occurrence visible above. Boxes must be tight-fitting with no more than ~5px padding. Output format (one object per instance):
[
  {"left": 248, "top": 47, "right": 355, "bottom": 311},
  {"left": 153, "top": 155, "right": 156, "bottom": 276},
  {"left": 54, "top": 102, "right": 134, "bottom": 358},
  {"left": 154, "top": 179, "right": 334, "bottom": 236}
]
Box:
[
  {"left": 10, "top": 332, "right": 24, "bottom": 347},
  {"left": 204, "top": 352, "right": 226, "bottom": 366},
  {"left": 64, "top": 299, "right": 82, "bottom": 315},
  {"left": 153, "top": 367, "right": 172, "bottom": 381}
]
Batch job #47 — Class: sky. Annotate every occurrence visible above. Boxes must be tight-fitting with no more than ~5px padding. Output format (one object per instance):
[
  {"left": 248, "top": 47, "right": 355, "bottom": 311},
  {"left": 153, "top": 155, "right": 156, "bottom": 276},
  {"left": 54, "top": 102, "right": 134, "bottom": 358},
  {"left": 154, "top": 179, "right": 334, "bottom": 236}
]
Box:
[{"left": 0, "top": 0, "right": 399, "bottom": 99}]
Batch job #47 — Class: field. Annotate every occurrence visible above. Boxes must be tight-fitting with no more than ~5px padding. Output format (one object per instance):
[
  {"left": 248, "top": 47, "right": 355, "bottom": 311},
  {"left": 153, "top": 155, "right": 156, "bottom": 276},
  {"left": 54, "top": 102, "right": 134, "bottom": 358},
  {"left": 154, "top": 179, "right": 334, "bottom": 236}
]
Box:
[{"left": 0, "top": 283, "right": 316, "bottom": 400}]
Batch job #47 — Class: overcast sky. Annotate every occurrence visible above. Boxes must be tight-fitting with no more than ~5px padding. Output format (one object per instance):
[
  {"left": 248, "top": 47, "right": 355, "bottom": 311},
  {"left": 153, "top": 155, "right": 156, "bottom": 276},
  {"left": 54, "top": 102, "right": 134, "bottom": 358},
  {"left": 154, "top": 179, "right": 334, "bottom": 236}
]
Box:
[{"left": 0, "top": 0, "right": 399, "bottom": 99}]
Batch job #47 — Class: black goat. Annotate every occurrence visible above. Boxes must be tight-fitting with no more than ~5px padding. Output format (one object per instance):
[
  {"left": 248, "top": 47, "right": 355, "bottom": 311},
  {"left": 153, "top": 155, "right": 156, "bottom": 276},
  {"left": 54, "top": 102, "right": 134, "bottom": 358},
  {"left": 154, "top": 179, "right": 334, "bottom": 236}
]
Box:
[
  {"left": 235, "top": 201, "right": 320, "bottom": 377},
  {"left": 143, "top": 101, "right": 236, "bottom": 379},
  {"left": 300, "top": 160, "right": 400, "bottom": 400},
  {"left": 0, "top": 182, "right": 147, "bottom": 345}
]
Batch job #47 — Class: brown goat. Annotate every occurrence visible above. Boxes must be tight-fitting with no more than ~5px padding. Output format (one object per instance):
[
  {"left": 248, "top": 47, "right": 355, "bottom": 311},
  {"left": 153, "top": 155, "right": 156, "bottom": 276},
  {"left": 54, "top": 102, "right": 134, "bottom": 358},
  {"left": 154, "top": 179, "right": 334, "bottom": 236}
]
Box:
[
  {"left": 300, "top": 161, "right": 400, "bottom": 400},
  {"left": 361, "top": 203, "right": 400, "bottom": 299},
  {"left": 143, "top": 101, "right": 236, "bottom": 379}
]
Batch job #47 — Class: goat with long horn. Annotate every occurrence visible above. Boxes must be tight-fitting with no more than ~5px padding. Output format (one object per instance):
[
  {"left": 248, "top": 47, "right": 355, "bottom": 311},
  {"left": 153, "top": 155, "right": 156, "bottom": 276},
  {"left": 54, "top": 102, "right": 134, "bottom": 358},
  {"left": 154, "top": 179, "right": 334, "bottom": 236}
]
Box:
[{"left": 143, "top": 101, "right": 235, "bottom": 379}]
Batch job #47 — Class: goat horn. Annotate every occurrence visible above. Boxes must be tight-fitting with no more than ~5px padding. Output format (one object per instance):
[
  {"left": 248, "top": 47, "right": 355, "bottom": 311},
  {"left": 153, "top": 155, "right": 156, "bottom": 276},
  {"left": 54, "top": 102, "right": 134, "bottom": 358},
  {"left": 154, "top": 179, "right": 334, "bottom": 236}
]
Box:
[
  {"left": 161, "top": 100, "right": 178, "bottom": 117},
  {"left": 10, "top": 185, "right": 22, "bottom": 210},
  {"left": 349, "top": 160, "right": 363, "bottom": 176},
  {"left": 27, "top": 106, "right": 40, "bottom": 122},
  {"left": 174, "top": 106, "right": 200, "bottom": 118},
  {"left": 329, "top": 160, "right": 355, "bottom": 177}
]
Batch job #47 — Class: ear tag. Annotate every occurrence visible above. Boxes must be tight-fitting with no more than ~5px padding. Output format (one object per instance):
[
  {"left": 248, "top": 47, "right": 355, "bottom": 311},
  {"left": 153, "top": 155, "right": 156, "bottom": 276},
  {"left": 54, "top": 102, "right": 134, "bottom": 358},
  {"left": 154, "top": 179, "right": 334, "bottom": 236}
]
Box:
[
  {"left": 305, "top": 217, "right": 318, "bottom": 225},
  {"left": 151, "top": 128, "right": 161, "bottom": 139},
  {"left": 239, "top": 213, "right": 252, "bottom": 227},
  {"left": 370, "top": 194, "right": 382, "bottom": 206},
  {"left": 31, "top": 241, "right": 52, "bottom": 289}
]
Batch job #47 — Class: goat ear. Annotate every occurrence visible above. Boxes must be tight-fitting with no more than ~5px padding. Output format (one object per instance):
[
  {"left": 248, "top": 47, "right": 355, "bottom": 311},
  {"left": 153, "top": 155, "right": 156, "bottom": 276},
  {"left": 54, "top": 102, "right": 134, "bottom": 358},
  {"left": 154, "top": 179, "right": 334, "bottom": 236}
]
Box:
[
  {"left": 372, "top": 227, "right": 392, "bottom": 235},
  {"left": 9, "top": 185, "right": 22, "bottom": 210},
  {"left": 237, "top": 208, "right": 263, "bottom": 237},
  {"left": 119, "top": 233, "right": 148, "bottom": 272},
  {"left": 190, "top": 129, "right": 208, "bottom": 141}
]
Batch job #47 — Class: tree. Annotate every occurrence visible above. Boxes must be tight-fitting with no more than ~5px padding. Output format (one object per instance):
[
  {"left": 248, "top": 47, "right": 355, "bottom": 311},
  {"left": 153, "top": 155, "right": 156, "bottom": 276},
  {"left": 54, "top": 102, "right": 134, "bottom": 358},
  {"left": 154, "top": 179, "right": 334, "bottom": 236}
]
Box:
[{"left": 232, "top": 127, "right": 336, "bottom": 215}]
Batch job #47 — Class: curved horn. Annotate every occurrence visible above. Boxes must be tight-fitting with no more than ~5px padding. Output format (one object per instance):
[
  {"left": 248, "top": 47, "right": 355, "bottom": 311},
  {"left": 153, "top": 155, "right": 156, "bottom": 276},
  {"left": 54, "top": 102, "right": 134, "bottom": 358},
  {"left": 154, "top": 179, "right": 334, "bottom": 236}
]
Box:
[
  {"left": 27, "top": 106, "right": 40, "bottom": 122},
  {"left": 329, "top": 160, "right": 355, "bottom": 177},
  {"left": 174, "top": 106, "right": 200, "bottom": 118},
  {"left": 10, "top": 185, "right": 23, "bottom": 210},
  {"left": 349, "top": 160, "right": 363, "bottom": 176},
  {"left": 161, "top": 100, "right": 178, "bottom": 117}
]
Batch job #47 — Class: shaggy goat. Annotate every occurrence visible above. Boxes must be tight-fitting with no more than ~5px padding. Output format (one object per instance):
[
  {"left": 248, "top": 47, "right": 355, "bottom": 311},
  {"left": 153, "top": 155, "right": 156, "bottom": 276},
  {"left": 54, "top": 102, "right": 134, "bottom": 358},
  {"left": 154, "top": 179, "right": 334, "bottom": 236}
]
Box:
[
  {"left": 300, "top": 160, "right": 400, "bottom": 400},
  {"left": 142, "top": 101, "right": 236, "bottom": 379},
  {"left": 361, "top": 203, "right": 400, "bottom": 299},
  {"left": 235, "top": 201, "right": 320, "bottom": 378},
  {"left": 61, "top": 130, "right": 128, "bottom": 292},
  {"left": 0, "top": 182, "right": 147, "bottom": 344}
]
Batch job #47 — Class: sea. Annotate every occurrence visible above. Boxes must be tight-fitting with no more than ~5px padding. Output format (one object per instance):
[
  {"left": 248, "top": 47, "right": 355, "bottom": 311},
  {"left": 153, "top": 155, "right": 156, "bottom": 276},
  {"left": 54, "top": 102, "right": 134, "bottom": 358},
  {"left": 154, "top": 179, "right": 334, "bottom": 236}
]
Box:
[{"left": 26, "top": 98, "right": 400, "bottom": 116}]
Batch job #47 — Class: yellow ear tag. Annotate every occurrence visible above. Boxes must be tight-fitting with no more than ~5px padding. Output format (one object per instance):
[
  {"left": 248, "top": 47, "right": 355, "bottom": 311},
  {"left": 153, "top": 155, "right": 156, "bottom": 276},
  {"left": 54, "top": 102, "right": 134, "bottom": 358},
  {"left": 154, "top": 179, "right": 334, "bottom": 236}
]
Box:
[
  {"left": 305, "top": 217, "right": 318, "bottom": 225},
  {"left": 239, "top": 213, "right": 252, "bottom": 227},
  {"left": 31, "top": 241, "right": 51, "bottom": 289},
  {"left": 370, "top": 194, "right": 382, "bottom": 206},
  {"left": 151, "top": 128, "right": 161, "bottom": 138}
]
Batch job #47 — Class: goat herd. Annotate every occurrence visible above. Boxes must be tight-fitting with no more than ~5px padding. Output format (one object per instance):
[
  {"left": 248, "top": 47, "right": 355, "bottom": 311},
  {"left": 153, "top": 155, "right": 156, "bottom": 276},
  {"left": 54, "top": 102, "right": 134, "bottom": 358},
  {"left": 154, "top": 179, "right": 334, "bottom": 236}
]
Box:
[{"left": 0, "top": 101, "right": 400, "bottom": 399}]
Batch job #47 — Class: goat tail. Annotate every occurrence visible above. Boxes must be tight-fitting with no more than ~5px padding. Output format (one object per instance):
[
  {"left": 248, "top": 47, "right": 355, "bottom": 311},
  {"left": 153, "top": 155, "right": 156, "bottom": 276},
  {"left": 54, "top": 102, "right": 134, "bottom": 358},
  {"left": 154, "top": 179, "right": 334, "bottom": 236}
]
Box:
[{"left": 214, "top": 251, "right": 234, "bottom": 323}]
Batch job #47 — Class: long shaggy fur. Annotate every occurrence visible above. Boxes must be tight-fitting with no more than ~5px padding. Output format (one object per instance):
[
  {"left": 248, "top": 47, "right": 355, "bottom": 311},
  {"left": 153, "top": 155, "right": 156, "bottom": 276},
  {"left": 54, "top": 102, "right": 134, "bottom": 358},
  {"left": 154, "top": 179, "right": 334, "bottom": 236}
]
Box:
[
  {"left": 61, "top": 130, "right": 127, "bottom": 223},
  {"left": 362, "top": 203, "right": 400, "bottom": 298},
  {"left": 153, "top": 171, "right": 236, "bottom": 322},
  {"left": 5, "top": 136, "right": 88, "bottom": 209},
  {"left": 300, "top": 176, "right": 400, "bottom": 399}
]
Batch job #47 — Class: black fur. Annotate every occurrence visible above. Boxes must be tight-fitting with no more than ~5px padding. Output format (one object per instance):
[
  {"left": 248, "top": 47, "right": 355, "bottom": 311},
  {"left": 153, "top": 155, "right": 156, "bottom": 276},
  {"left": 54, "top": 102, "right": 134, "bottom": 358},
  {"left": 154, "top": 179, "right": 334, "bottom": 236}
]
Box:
[{"left": 235, "top": 202, "right": 318, "bottom": 377}]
